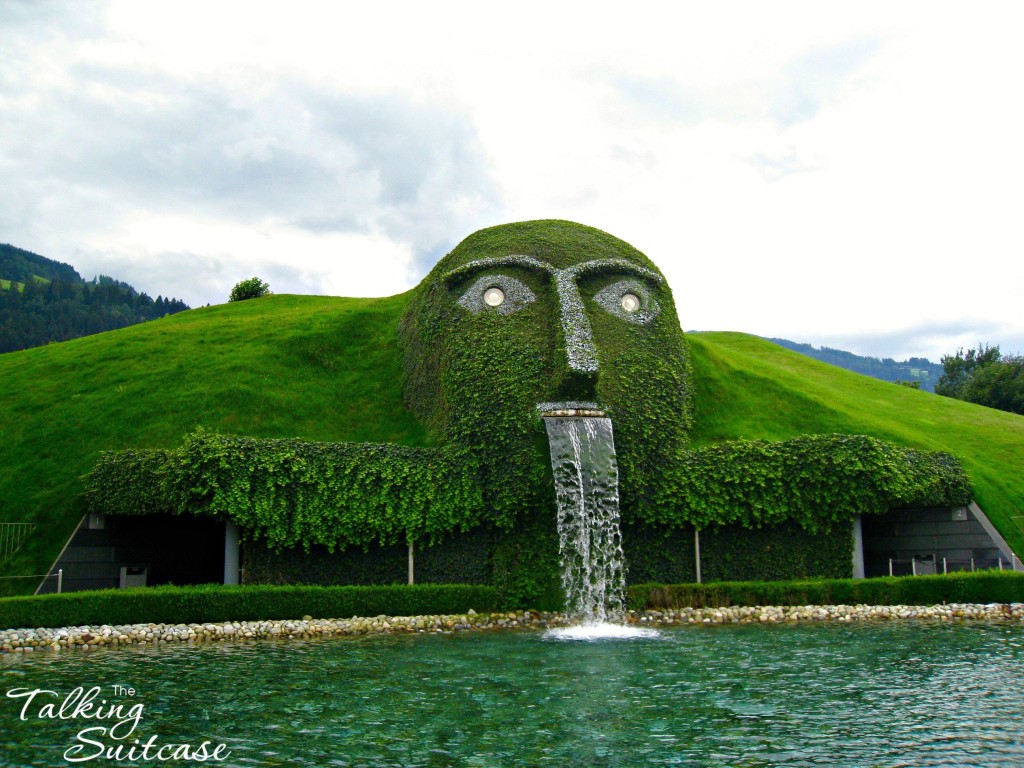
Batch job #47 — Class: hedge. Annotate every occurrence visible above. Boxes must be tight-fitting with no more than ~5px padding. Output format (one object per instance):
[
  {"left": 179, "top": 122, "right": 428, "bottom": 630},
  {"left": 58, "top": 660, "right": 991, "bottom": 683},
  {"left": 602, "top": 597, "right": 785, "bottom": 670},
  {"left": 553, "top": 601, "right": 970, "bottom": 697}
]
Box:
[
  {"left": 4, "top": 573, "right": 1021, "bottom": 632},
  {"left": 0, "top": 583, "right": 499, "bottom": 631},
  {"left": 628, "top": 570, "right": 1024, "bottom": 611}
]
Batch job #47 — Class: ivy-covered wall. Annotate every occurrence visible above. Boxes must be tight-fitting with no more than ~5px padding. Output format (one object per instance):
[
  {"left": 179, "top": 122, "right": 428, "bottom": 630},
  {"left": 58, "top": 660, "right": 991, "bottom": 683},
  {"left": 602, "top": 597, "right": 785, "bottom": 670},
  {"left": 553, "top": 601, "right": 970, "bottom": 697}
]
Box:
[
  {"left": 242, "top": 527, "right": 493, "bottom": 589},
  {"left": 240, "top": 517, "right": 850, "bottom": 603},
  {"left": 85, "top": 427, "right": 970, "bottom": 598},
  {"left": 83, "top": 220, "right": 974, "bottom": 593}
]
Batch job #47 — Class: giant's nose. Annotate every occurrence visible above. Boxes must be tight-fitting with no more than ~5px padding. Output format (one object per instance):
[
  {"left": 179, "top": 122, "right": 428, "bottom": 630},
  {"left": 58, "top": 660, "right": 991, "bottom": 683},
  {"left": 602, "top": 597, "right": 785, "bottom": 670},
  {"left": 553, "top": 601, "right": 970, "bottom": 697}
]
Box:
[{"left": 553, "top": 272, "right": 599, "bottom": 389}]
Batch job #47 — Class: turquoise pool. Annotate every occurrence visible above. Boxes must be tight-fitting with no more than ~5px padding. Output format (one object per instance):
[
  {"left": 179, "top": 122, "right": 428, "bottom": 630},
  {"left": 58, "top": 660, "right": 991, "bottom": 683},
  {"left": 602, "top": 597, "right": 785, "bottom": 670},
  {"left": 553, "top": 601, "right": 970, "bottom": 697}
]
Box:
[{"left": 2, "top": 622, "right": 1022, "bottom": 767}]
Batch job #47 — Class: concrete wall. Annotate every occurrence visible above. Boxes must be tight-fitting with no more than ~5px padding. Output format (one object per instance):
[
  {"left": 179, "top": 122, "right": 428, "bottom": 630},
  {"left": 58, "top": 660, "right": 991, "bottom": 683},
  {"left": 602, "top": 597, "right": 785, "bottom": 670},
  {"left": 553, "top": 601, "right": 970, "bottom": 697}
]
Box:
[
  {"left": 861, "top": 505, "right": 1014, "bottom": 577},
  {"left": 38, "top": 514, "right": 227, "bottom": 594}
]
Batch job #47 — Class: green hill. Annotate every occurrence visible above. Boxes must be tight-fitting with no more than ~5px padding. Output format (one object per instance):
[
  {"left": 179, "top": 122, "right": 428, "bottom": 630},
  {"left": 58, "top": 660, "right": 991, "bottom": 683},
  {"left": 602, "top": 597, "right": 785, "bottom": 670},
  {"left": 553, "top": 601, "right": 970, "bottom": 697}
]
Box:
[
  {"left": 0, "top": 243, "right": 80, "bottom": 285},
  {"left": 0, "top": 243, "right": 190, "bottom": 353},
  {"left": 688, "top": 332, "right": 1024, "bottom": 553},
  {"left": 767, "top": 337, "right": 944, "bottom": 391},
  {"left": 2, "top": 294, "right": 1021, "bottom": 594}
]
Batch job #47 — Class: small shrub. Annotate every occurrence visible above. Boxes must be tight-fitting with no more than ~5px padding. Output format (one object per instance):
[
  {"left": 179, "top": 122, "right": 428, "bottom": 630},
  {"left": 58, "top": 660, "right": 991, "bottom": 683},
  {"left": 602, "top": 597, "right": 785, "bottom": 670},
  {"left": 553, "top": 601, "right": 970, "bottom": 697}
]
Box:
[{"left": 229, "top": 277, "right": 270, "bottom": 302}]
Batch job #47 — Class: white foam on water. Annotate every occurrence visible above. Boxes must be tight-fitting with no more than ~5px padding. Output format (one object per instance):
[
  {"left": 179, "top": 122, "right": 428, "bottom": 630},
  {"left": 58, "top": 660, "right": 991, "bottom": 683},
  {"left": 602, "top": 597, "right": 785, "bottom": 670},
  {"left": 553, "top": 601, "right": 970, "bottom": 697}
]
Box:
[{"left": 543, "top": 622, "right": 660, "bottom": 641}]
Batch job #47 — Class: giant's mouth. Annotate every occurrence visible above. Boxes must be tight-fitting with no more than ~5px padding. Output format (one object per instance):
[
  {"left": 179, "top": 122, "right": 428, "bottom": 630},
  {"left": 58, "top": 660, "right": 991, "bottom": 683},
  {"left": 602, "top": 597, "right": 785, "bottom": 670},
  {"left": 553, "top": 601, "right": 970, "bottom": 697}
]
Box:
[{"left": 537, "top": 401, "right": 606, "bottom": 418}]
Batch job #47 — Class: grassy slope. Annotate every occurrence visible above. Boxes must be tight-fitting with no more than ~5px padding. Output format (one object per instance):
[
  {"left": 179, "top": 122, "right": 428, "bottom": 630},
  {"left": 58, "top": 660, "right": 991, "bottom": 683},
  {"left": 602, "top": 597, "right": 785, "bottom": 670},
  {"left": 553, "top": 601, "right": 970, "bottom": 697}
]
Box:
[
  {"left": 0, "top": 294, "right": 426, "bottom": 593},
  {"left": 688, "top": 332, "right": 1024, "bottom": 555},
  {"left": 2, "top": 298, "right": 1021, "bottom": 593},
  {"left": 0, "top": 276, "right": 46, "bottom": 290}
]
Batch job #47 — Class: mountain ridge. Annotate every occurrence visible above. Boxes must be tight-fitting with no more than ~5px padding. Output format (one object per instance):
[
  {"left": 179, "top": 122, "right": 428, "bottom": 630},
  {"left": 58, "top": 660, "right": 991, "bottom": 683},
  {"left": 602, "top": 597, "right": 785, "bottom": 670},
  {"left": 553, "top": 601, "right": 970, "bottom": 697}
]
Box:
[
  {"left": 0, "top": 243, "right": 190, "bottom": 353},
  {"left": 766, "top": 337, "right": 944, "bottom": 391}
]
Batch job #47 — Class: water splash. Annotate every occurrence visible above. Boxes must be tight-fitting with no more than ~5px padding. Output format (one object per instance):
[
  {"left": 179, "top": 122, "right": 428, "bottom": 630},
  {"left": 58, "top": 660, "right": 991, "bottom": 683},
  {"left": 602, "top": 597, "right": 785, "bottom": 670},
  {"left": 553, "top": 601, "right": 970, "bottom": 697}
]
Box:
[
  {"left": 543, "top": 416, "right": 627, "bottom": 625},
  {"left": 544, "top": 623, "right": 660, "bottom": 641}
]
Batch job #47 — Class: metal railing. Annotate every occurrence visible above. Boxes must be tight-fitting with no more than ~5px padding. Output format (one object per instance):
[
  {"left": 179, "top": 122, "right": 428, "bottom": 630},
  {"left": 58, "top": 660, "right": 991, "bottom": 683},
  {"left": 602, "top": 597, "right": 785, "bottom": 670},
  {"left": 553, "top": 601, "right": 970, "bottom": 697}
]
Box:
[
  {"left": 0, "top": 569, "right": 62, "bottom": 592},
  {"left": 888, "top": 556, "right": 1019, "bottom": 576},
  {"left": 0, "top": 523, "right": 36, "bottom": 563}
]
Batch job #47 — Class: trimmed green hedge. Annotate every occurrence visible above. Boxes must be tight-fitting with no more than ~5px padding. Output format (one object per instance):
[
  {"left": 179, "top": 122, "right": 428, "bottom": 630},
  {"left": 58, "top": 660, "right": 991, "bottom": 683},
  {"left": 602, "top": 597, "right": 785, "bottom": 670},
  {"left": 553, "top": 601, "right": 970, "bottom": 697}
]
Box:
[
  {"left": 0, "top": 583, "right": 499, "bottom": 631},
  {"left": 3, "top": 574, "right": 1019, "bottom": 631},
  {"left": 628, "top": 570, "right": 1024, "bottom": 611}
]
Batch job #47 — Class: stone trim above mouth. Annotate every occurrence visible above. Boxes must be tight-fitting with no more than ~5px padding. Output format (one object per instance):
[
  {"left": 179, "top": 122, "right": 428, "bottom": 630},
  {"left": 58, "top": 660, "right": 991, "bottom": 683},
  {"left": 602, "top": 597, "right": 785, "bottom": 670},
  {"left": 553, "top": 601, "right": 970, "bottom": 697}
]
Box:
[{"left": 537, "top": 401, "right": 606, "bottom": 418}]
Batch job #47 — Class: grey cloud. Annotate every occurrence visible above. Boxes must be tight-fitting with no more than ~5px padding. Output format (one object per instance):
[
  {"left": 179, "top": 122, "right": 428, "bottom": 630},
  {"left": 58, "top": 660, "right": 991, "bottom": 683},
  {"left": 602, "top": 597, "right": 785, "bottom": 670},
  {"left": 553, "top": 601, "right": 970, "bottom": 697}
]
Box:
[
  {"left": 1, "top": 48, "right": 500, "bottom": 285},
  {"left": 72, "top": 247, "right": 321, "bottom": 308},
  {"left": 70, "top": 248, "right": 234, "bottom": 306}
]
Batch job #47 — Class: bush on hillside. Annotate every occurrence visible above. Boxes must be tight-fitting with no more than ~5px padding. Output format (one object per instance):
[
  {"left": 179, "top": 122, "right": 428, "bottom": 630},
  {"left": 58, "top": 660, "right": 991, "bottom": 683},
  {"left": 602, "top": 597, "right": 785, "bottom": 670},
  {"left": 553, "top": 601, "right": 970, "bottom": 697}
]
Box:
[{"left": 229, "top": 277, "right": 270, "bottom": 302}]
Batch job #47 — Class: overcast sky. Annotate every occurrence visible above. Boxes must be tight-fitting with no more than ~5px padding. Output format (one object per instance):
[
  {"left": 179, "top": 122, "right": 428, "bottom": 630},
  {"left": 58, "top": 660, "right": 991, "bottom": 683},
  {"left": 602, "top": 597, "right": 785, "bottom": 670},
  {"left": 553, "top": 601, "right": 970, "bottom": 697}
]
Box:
[{"left": 2, "top": 1, "right": 1022, "bottom": 361}]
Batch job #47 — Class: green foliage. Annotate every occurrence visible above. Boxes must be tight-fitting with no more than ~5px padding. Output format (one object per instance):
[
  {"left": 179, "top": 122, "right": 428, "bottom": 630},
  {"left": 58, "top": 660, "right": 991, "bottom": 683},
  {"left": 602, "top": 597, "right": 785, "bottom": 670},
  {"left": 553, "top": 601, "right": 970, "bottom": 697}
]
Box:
[
  {"left": 960, "top": 355, "right": 1024, "bottom": 415},
  {"left": 629, "top": 570, "right": 1024, "bottom": 611},
  {"left": 1, "top": 242, "right": 80, "bottom": 284},
  {"left": 935, "top": 344, "right": 1002, "bottom": 398},
  {"left": 0, "top": 268, "right": 189, "bottom": 354},
  {"left": 624, "top": 521, "right": 854, "bottom": 583},
  {"left": 3, "top": 274, "right": 1023, "bottom": 594},
  {"left": 244, "top": 528, "right": 496, "bottom": 589},
  {"left": 244, "top": 539, "right": 408, "bottom": 586},
  {"left": 699, "top": 522, "right": 853, "bottom": 581},
  {"left": 488, "top": 507, "right": 563, "bottom": 611},
  {"left": 85, "top": 429, "right": 483, "bottom": 552},
  {"left": 643, "top": 435, "right": 971, "bottom": 533},
  {"left": 686, "top": 332, "right": 1024, "bottom": 557},
  {"left": 622, "top": 524, "right": 697, "bottom": 584},
  {"left": 0, "top": 293, "right": 427, "bottom": 595},
  {"left": 229, "top": 277, "right": 271, "bottom": 302},
  {"left": 85, "top": 431, "right": 967, "bottom": 591},
  {"left": 936, "top": 345, "right": 1024, "bottom": 415},
  {"left": 0, "top": 583, "right": 500, "bottom": 630},
  {"left": 399, "top": 220, "right": 693, "bottom": 527}
]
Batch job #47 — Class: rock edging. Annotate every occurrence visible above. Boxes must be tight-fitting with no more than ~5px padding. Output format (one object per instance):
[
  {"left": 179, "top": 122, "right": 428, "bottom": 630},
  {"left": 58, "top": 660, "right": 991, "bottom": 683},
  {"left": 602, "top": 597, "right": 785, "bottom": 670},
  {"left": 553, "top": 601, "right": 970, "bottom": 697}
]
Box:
[{"left": 2, "top": 603, "right": 1021, "bottom": 654}]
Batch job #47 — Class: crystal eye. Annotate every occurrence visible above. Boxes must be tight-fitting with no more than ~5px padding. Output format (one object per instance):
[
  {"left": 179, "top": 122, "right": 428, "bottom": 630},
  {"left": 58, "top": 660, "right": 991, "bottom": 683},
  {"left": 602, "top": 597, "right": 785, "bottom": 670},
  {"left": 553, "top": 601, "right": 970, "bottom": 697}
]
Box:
[
  {"left": 457, "top": 274, "right": 536, "bottom": 315},
  {"left": 483, "top": 287, "right": 505, "bottom": 307},
  {"left": 594, "top": 279, "right": 660, "bottom": 325}
]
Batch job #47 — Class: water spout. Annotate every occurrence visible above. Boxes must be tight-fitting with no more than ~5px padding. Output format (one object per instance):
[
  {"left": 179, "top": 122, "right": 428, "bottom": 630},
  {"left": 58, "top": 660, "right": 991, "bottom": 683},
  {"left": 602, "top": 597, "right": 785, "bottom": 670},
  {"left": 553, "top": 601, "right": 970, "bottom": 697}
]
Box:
[{"left": 543, "top": 414, "right": 627, "bottom": 625}]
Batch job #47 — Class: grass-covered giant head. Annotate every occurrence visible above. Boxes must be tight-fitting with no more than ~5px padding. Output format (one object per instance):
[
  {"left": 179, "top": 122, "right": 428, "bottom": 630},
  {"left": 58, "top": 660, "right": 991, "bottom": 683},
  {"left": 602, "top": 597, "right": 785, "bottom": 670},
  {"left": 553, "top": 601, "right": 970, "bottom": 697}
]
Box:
[{"left": 400, "top": 220, "right": 693, "bottom": 525}]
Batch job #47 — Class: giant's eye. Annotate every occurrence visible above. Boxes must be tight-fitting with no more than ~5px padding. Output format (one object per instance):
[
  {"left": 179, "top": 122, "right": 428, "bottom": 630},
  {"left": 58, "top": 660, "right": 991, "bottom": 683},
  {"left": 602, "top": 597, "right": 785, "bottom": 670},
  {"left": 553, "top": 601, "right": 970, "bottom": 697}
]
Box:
[
  {"left": 457, "top": 274, "right": 536, "bottom": 315},
  {"left": 594, "top": 280, "right": 660, "bottom": 325}
]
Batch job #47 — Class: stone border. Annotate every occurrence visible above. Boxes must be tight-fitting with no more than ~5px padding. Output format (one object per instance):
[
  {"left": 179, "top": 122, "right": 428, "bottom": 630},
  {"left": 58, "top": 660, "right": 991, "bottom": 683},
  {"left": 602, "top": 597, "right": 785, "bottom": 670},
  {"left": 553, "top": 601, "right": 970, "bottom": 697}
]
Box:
[{"left": 2, "top": 604, "right": 1022, "bottom": 654}]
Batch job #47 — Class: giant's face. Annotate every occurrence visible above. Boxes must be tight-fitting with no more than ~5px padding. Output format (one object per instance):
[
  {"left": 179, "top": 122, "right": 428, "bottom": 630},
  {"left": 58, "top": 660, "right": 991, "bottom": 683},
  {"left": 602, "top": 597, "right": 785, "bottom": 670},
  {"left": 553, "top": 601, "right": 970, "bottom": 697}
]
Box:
[{"left": 400, "top": 220, "right": 691, "bottom": 522}]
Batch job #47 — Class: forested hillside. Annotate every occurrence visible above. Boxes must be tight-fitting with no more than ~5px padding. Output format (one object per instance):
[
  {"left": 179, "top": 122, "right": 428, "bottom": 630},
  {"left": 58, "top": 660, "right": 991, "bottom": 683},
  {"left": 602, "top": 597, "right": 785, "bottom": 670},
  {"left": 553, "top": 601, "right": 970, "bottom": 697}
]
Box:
[
  {"left": 0, "top": 243, "right": 189, "bottom": 353},
  {"left": 768, "top": 337, "right": 943, "bottom": 391}
]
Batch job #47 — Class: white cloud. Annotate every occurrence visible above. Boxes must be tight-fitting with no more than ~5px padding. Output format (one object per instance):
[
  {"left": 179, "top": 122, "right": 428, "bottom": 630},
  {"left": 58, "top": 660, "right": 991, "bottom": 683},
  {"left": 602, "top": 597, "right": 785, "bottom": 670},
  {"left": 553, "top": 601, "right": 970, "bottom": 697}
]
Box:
[{"left": 1, "top": 1, "right": 1022, "bottom": 361}]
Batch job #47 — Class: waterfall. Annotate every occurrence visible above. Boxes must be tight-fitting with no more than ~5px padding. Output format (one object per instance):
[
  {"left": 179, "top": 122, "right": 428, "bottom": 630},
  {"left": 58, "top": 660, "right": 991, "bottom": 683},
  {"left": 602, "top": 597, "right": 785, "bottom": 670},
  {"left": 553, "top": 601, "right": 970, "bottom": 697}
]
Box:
[{"left": 543, "top": 416, "right": 627, "bottom": 624}]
